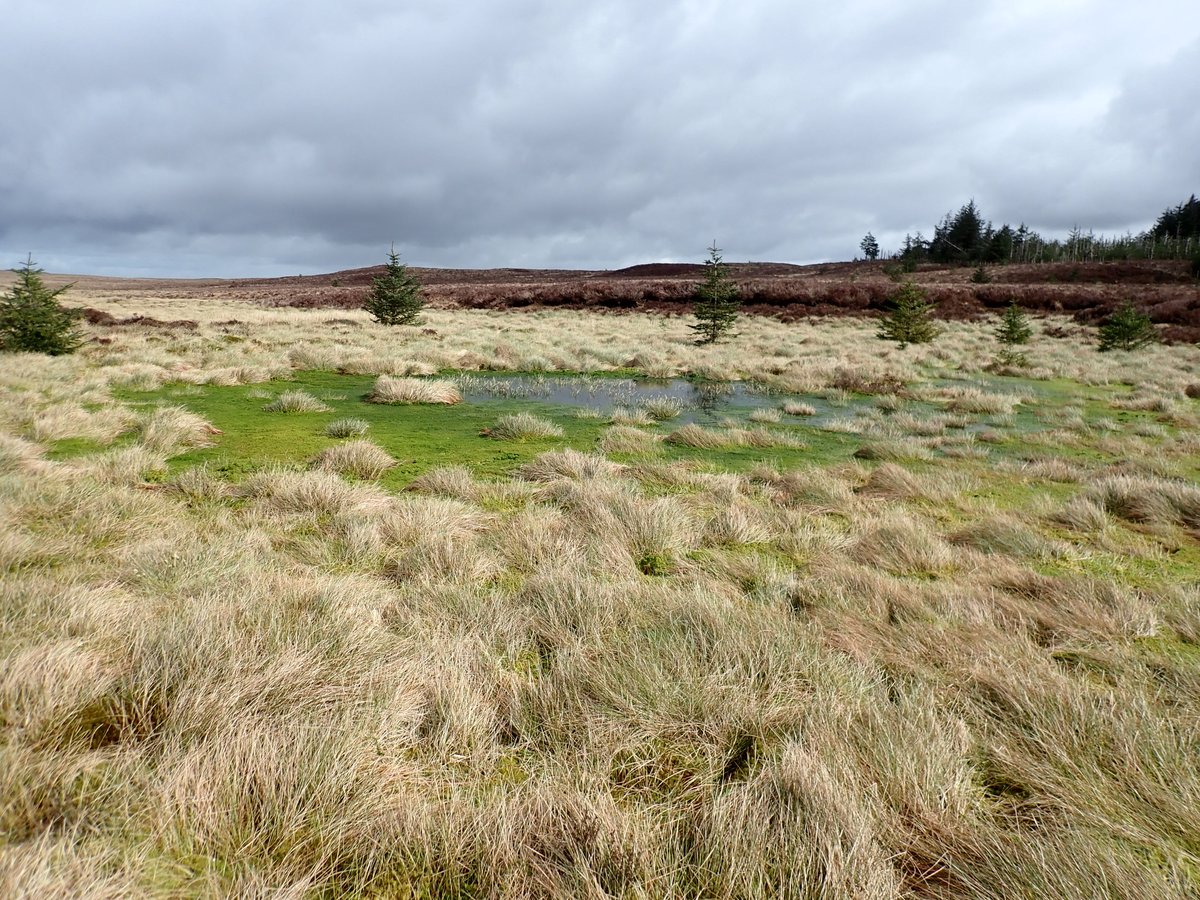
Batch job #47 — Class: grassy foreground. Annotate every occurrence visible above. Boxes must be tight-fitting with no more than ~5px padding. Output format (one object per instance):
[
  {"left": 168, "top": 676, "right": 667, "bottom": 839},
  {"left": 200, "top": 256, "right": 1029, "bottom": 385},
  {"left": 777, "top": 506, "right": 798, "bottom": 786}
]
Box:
[{"left": 3, "top": 302, "right": 1200, "bottom": 898}]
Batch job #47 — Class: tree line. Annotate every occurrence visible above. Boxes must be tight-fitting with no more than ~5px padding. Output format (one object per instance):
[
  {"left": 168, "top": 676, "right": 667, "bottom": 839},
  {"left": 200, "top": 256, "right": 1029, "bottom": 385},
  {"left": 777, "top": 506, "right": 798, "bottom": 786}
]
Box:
[{"left": 860, "top": 194, "right": 1200, "bottom": 267}]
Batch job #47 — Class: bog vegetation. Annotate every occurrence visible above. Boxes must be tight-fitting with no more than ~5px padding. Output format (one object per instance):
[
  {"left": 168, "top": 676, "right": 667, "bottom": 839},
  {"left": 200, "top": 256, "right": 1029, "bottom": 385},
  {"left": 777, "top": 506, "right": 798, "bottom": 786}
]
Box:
[{"left": 1, "top": 268, "right": 1199, "bottom": 897}]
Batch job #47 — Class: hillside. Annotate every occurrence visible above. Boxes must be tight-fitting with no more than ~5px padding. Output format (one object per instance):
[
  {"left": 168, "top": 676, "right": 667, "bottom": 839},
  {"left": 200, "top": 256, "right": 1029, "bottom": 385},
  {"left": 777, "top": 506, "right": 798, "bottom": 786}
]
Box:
[{"left": 33, "top": 258, "right": 1200, "bottom": 343}]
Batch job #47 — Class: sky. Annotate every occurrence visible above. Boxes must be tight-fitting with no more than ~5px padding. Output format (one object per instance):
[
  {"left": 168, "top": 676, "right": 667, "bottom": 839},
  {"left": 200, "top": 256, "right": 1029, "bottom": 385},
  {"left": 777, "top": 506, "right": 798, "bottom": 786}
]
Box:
[{"left": 2, "top": 0, "right": 1198, "bottom": 277}]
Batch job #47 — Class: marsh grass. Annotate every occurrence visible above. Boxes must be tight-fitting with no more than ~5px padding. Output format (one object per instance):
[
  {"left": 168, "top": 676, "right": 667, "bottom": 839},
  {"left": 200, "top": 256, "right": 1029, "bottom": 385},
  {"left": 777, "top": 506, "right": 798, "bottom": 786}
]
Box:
[
  {"left": 640, "top": 397, "right": 684, "bottom": 420},
  {"left": 4, "top": 299, "right": 1200, "bottom": 898}
]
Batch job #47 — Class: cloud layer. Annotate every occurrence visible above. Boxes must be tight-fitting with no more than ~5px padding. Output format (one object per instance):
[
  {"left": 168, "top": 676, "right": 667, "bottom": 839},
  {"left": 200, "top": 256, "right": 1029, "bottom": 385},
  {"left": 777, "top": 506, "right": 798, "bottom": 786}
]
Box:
[{"left": 2, "top": 0, "right": 1198, "bottom": 276}]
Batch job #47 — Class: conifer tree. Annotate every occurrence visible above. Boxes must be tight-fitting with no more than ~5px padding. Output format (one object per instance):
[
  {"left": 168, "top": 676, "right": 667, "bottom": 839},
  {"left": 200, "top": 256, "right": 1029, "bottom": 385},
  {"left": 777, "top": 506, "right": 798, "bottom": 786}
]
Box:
[
  {"left": 996, "top": 301, "right": 1032, "bottom": 346},
  {"left": 691, "top": 242, "right": 740, "bottom": 344},
  {"left": 0, "top": 256, "right": 83, "bottom": 355},
  {"left": 1097, "top": 300, "right": 1158, "bottom": 352},
  {"left": 363, "top": 246, "right": 423, "bottom": 325},
  {"left": 970, "top": 264, "right": 992, "bottom": 284},
  {"left": 993, "top": 301, "right": 1033, "bottom": 367},
  {"left": 859, "top": 232, "right": 880, "bottom": 260},
  {"left": 877, "top": 281, "right": 939, "bottom": 349}
]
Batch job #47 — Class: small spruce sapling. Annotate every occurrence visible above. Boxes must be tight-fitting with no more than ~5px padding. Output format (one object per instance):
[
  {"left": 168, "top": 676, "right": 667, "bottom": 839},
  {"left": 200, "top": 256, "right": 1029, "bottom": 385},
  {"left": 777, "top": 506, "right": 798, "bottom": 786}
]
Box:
[
  {"left": 363, "top": 245, "right": 424, "bottom": 325},
  {"left": 1097, "top": 299, "right": 1159, "bottom": 352},
  {"left": 993, "top": 301, "right": 1033, "bottom": 367},
  {"left": 877, "top": 280, "right": 939, "bottom": 349},
  {"left": 691, "top": 242, "right": 740, "bottom": 344},
  {"left": 0, "top": 255, "right": 84, "bottom": 355}
]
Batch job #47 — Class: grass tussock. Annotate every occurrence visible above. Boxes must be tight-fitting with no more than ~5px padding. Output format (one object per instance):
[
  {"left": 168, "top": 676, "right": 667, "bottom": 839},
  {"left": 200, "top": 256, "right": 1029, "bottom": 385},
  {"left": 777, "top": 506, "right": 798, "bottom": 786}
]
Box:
[
  {"left": 949, "top": 515, "right": 1061, "bottom": 558},
  {"left": 262, "top": 389, "right": 332, "bottom": 413},
  {"left": 748, "top": 407, "right": 782, "bottom": 424},
  {"left": 664, "top": 423, "right": 802, "bottom": 450},
  {"left": 610, "top": 406, "right": 654, "bottom": 426},
  {"left": 1047, "top": 496, "right": 1110, "bottom": 532},
  {"left": 312, "top": 439, "right": 396, "bottom": 479},
  {"left": 1087, "top": 474, "right": 1200, "bottom": 528},
  {"left": 782, "top": 400, "right": 817, "bottom": 416},
  {"left": 0, "top": 435, "right": 45, "bottom": 474},
  {"left": 664, "top": 422, "right": 731, "bottom": 449},
  {"left": 240, "top": 467, "right": 387, "bottom": 515},
  {"left": 486, "top": 412, "right": 565, "bottom": 441},
  {"left": 367, "top": 375, "right": 461, "bottom": 405},
  {"left": 851, "top": 512, "right": 961, "bottom": 577},
  {"left": 600, "top": 425, "right": 661, "bottom": 455},
  {"left": 405, "top": 464, "right": 480, "bottom": 500},
  {"left": 940, "top": 387, "right": 1023, "bottom": 415},
  {"left": 858, "top": 462, "right": 929, "bottom": 500},
  {"left": 520, "top": 447, "right": 624, "bottom": 482},
  {"left": 641, "top": 396, "right": 683, "bottom": 420},
  {"left": 133, "top": 404, "right": 218, "bottom": 454},
  {"left": 324, "top": 417, "right": 369, "bottom": 438}
]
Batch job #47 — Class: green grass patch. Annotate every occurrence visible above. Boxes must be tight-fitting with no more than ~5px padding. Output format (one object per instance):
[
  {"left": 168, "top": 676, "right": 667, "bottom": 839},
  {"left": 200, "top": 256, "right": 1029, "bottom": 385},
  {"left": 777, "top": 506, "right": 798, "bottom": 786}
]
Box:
[
  {"left": 117, "top": 371, "right": 868, "bottom": 484},
  {"left": 119, "top": 372, "right": 604, "bottom": 485}
]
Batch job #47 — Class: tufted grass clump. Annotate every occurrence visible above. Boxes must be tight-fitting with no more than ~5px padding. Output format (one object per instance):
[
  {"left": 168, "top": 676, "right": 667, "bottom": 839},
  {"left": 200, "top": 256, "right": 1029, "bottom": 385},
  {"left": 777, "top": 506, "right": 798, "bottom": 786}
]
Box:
[
  {"left": 664, "top": 423, "right": 736, "bottom": 449},
  {"left": 133, "top": 405, "right": 218, "bottom": 454},
  {"left": 749, "top": 408, "right": 782, "bottom": 424},
  {"left": 368, "top": 375, "right": 461, "bottom": 405},
  {"left": 487, "top": 412, "right": 564, "bottom": 441},
  {"left": 324, "top": 417, "right": 370, "bottom": 438},
  {"left": 600, "top": 425, "right": 662, "bottom": 455},
  {"left": 641, "top": 397, "right": 684, "bottom": 420},
  {"left": 782, "top": 400, "right": 817, "bottom": 417},
  {"left": 312, "top": 439, "right": 396, "bottom": 479},
  {"left": 262, "top": 390, "right": 332, "bottom": 413}
]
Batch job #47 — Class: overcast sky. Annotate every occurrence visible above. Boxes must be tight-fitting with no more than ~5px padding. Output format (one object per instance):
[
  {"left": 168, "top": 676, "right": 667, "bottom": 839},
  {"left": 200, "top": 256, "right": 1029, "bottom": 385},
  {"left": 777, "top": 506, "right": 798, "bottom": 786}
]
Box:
[{"left": 2, "top": 0, "right": 1197, "bottom": 277}]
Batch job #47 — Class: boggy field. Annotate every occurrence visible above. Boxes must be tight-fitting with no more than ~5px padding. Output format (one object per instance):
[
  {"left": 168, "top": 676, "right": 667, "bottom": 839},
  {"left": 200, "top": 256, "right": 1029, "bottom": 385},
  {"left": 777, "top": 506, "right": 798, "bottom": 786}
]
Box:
[{"left": 3, "top": 284, "right": 1200, "bottom": 898}]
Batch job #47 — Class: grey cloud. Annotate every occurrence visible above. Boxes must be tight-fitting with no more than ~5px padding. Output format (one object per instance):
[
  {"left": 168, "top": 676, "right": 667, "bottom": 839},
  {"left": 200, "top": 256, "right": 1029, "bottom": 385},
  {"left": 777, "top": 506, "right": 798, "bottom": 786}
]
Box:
[{"left": 2, "top": 0, "right": 1198, "bottom": 275}]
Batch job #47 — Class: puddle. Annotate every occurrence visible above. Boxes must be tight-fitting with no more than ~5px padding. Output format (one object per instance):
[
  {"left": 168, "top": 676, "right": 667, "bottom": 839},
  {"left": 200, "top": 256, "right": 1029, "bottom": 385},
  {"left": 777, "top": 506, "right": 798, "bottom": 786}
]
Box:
[{"left": 449, "top": 372, "right": 1047, "bottom": 442}]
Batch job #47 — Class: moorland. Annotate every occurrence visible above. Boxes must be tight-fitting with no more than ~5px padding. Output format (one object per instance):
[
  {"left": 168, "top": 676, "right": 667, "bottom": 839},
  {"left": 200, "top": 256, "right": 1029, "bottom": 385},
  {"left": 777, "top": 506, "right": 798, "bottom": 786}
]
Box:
[{"left": 2, "top": 258, "right": 1200, "bottom": 897}]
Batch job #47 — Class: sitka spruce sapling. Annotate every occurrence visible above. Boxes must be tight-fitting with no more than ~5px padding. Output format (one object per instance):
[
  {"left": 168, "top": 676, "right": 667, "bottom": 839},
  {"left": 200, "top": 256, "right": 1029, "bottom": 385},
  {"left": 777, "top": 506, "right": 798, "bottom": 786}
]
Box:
[
  {"left": 363, "top": 245, "right": 424, "bottom": 325},
  {"left": 0, "top": 255, "right": 84, "bottom": 355},
  {"left": 691, "top": 241, "right": 740, "bottom": 344},
  {"left": 993, "top": 301, "right": 1033, "bottom": 367},
  {"left": 1097, "top": 299, "right": 1159, "bottom": 352},
  {"left": 877, "top": 280, "right": 939, "bottom": 349},
  {"left": 996, "top": 301, "right": 1033, "bottom": 346}
]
